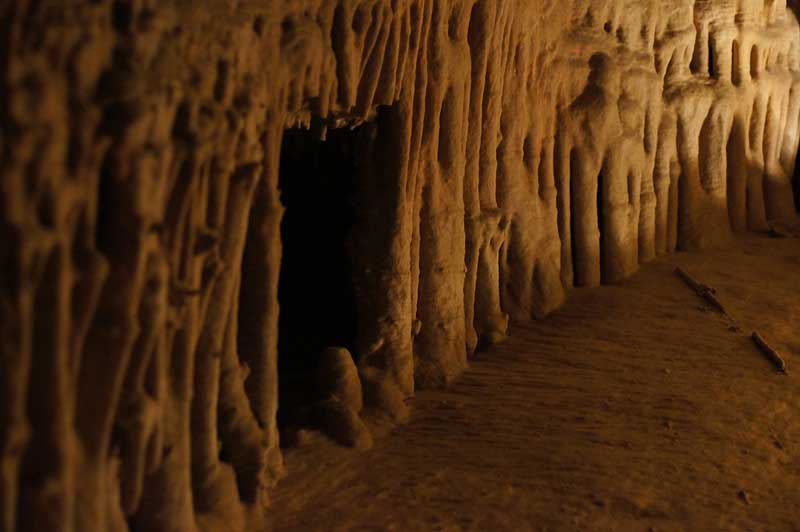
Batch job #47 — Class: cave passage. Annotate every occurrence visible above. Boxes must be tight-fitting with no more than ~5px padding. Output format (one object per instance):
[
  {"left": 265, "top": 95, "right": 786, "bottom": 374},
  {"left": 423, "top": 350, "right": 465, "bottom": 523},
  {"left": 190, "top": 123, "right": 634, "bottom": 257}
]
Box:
[{"left": 277, "top": 125, "right": 361, "bottom": 425}]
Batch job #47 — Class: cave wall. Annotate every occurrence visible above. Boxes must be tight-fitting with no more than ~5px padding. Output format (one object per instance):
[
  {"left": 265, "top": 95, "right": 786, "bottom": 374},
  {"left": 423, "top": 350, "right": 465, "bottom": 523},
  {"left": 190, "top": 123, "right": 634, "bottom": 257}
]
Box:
[{"left": 1, "top": 1, "right": 799, "bottom": 531}]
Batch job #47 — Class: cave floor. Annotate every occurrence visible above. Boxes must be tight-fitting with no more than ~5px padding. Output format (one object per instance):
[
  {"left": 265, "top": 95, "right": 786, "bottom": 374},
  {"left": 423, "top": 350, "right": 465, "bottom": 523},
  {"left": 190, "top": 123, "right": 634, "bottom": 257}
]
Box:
[{"left": 269, "top": 233, "right": 800, "bottom": 532}]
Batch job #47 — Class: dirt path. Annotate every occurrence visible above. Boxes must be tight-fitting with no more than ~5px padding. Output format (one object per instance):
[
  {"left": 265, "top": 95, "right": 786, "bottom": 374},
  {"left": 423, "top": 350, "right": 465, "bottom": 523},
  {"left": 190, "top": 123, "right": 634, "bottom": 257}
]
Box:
[{"left": 269, "top": 235, "right": 800, "bottom": 531}]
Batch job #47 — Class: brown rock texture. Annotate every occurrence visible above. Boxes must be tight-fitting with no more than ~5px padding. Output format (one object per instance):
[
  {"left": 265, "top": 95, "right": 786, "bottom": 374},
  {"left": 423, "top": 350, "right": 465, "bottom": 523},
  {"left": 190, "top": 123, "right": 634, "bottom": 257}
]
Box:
[{"left": 0, "top": 1, "right": 798, "bottom": 531}]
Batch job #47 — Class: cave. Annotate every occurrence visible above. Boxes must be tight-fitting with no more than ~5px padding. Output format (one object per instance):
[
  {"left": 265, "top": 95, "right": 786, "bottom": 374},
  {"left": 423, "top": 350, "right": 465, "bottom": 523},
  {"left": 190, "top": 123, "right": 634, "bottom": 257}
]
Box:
[
  {"left": 276, "top": 125, "right": 360, "bottom": 426},
  {"left": 3, "top": 1, "right": 800, "bottom": 531}
]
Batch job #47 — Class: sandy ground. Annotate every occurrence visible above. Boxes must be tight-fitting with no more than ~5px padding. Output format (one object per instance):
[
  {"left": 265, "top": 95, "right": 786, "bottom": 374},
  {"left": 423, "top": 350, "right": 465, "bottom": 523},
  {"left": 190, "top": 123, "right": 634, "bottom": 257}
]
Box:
[{"left": 268, "top": 234, "right": 800, "bottom": 531}]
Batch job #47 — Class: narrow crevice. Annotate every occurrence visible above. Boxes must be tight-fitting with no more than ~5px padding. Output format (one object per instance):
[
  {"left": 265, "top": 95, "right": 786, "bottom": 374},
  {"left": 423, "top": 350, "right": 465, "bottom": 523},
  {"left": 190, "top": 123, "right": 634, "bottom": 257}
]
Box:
[
  {"left": 597, "top": 169, "right": 606, "bottom": 283},
  {"left": 707, "top": 36, "right": 715, "bottom": 78},
  {"left": 751, "top": 45, "right": 759, "bottom": 79},
  {"left": 569, "top": 150, "right": 580, "bottom": 286},
  {"left": 794, "top": 137, "right": 800, "bottom": 211}
]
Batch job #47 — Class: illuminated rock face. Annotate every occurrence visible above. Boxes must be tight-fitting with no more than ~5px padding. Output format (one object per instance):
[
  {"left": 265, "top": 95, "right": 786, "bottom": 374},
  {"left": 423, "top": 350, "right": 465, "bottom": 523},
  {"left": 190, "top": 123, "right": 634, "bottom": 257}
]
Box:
[{"left": 1, "top": 1, "right": 798, "bottom": 531}]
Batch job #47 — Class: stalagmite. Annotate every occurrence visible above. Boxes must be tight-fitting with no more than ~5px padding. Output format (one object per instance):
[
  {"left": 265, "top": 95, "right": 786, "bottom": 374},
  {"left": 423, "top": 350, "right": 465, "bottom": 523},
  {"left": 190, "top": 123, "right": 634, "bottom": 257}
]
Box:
[{"left": 1, "top": 1, "right": 799, "bottom": 531}]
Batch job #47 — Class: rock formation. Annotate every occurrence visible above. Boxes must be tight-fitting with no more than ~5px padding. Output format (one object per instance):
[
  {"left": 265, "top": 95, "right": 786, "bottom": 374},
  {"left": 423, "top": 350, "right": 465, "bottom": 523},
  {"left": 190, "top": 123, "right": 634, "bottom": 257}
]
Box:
[{"left": 1, "top": 0, "right": 798, "bottom": 531}]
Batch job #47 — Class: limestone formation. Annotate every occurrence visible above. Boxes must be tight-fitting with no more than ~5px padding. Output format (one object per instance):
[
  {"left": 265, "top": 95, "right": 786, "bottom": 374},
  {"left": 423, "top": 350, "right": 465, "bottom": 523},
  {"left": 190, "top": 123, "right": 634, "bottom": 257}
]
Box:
[
  {"left": 1, "top": 1, "right": 799, "bottom": 531},
  {"left": 310, "top": 347, "right": 372, "bottom": 448},
  {"left": 316, "top": 347, "right": 363, "bottom": 413},
  {"left": 311, "top": 398, "right": 373, "bottom": 450}
]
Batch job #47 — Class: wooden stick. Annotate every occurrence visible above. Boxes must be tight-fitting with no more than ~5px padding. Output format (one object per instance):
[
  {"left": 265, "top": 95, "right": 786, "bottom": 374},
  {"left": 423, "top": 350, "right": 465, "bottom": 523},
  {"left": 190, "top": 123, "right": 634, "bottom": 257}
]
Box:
[
  {"left": 674, "top": 267, "right": 727, "bottom": 314},
  {"left": 675, "top": 267, "right": 715, "bottom": 294},
  {"left": 751, "top": 332, "right": 787, "bottom": 374}
]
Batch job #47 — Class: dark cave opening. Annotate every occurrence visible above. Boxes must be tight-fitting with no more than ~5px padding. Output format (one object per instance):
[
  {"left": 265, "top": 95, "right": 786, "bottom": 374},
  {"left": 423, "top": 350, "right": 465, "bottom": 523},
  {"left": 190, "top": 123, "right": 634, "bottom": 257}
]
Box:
[{"left": 277, "top": 124, "right": 361, "bottom": 427}]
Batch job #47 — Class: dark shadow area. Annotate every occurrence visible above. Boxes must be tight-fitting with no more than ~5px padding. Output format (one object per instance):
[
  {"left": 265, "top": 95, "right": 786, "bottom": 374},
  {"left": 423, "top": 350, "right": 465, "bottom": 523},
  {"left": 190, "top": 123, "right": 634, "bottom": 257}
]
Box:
[
  {"left": 790, "top": 1, "right": 800, "bottom": 212},
  {"left": 569, "top": 150, "right": 580, "bottom": 286},
  {"left": 790, "top": 0, "right": 800, "bottom": 21},
  {"left": 277, "top": 123, "right": 361, "bottom": 427},
  {"left": 750, "top": 45, "right": 759, "bottom": 78},
  {"left": 597, "top": 169, "right": 606, "bottom": 283},
  {"left": 707, "top": 36, "right": 715, "bottom": 78},
  {"left": 794, "top": 142, "right": 800, "bottom": 211}
]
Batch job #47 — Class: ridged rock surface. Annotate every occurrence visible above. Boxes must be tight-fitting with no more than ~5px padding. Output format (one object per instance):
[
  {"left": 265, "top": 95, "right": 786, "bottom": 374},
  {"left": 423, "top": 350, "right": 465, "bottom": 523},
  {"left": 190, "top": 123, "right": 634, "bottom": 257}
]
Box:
[{"left": 1, "top": 1, "right": 799, "bottom": 531}]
